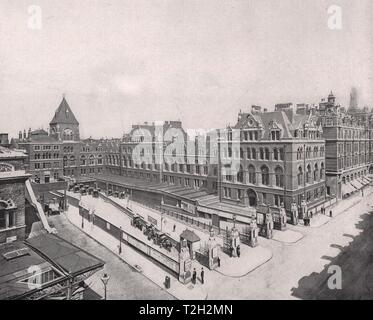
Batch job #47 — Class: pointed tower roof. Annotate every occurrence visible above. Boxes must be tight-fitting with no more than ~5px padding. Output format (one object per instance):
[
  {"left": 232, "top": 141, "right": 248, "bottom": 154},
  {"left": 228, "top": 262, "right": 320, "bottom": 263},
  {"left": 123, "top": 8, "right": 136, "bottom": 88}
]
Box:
[{"left": 50, "top": 96, "right": 79, "bottom": 125}]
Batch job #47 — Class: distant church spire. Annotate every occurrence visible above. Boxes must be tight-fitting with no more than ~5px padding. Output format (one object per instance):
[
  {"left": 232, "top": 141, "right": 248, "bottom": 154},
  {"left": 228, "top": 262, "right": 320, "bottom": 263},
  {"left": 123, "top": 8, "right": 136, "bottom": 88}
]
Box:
[{"left": 349, "top": 87, "right": 358, "bottom": 112}]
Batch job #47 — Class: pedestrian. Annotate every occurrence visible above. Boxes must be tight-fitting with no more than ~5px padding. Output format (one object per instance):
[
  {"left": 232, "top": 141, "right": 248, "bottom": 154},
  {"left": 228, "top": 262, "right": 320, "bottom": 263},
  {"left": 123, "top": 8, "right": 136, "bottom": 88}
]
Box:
[
  {"left": 329, "top": 210, "right": 333, "bottom": 217},
  {"left": 217, "top": 256, "right": 221, "bottom": 267},
  {"left": 309, "top": 211, "right": 313, "bottom": 219},
  {"left": 192, "top": 268, "right": 197, "bottom": 284},
  {"left": 237, "top": 245, "right": 241, "bottom": 258},
  {"left": 303, "top": 218, "right": 306, "bottom": 226},
  {"left": 200, "top": 267, "right": 204, "bottom": 284},
  {"left": 173, "top": 224, "right": 176, "bottom": 232},
  {"left": 229, "top": 246, "right": 233, "bottom": 258}
]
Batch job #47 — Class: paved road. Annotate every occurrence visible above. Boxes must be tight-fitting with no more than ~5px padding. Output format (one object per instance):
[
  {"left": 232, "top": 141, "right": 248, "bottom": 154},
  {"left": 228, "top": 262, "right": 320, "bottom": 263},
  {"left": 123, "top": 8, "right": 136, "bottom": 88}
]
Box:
[
  {"left": 204, "top": 193, "right": 373, "bottom": 299},
  {"left": 49, "top": 214, "right": 174, "bottom": 300}
]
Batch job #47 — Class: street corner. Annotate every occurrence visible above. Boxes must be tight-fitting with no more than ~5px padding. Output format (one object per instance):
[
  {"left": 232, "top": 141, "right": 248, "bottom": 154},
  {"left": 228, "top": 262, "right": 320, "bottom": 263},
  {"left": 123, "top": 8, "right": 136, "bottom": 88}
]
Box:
[
  {"left": 271, "top": 229, "right": 304, "bottom": 244},
  {"left": 214, "top": 245, "right": 272, "bottom": 278}
]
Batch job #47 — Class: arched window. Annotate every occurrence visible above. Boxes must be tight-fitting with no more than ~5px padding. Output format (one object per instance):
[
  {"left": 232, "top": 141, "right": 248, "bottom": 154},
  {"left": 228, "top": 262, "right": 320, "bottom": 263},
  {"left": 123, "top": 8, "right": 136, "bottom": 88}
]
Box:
[
  {"left": 246, "top": 148, "right": 251, "bottom": 159},
  {"left": 265, "top": 148, "right": 270, "bottom": 160},
  {"left": 275, "top": 166, "right": 284, "bottom": 187},
  {"left": 98, "top": 155, "right": 103, "bottom": 165},
  {"left": 320, "top": 162, "right": 325, "bottom": 179},
  {"left": 237, "top": 165, "right": 244, "bottom": 183},
  {"left": 69, "top": 155, "right": 75, "bottom": 166},
  {"left": 261, "top": 165, "right": 269, "bottom": 186},
  {"left": 313, "top": 146, "right": 318, "bottom": 157},
  {"left": 248, "top": 165, "right": 256, "bottom": 184},
  {"left": 314, "top": 163, "right": 318, "bottom": 181},
  {"left": 89, "top": 155, "right": 95, "bottom": 165},
  {"left": 240, "top": 148, "right": 244, "bottom": 159},
  {"left": 80, "top": 155, "right": 86, "bottom": 166},
  {"left": 298, "top": 166, "right": 303, "bottom": 186},
  {"left": 306, "top": 164, "right": 311, "bottom": 183}
]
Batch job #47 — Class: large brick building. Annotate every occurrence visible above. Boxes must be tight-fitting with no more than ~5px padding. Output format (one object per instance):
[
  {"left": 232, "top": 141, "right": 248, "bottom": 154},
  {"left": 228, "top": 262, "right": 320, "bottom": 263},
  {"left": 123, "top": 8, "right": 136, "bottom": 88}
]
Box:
[
  {"left": 115, "top": 104, "right": 326, "bottom": 218},
  {"left": 13, "top": 97, "right": 106, "bottom": 183},
  {"left": 317, "top": 92, "right": 373, "bottom": 199}
]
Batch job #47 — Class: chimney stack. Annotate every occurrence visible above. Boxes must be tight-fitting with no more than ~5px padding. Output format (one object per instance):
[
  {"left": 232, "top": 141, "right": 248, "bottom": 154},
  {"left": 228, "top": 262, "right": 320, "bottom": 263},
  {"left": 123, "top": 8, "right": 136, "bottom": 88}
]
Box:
[
  {"left": 19, "top": 131, "right": 22, "bottom": 140},
  {"left": 23, "top": 129, "right": 26, "bottom": 139}
]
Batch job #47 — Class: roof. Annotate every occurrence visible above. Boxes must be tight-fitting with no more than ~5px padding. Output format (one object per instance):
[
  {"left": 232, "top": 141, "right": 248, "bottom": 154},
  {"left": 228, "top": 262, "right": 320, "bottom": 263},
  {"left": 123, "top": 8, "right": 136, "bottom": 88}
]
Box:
[
  {"left": 49, "top": 97, "right": 79, "bottom": 125},
  {"left": 0, "top": 146, "right": 27, "bottom": 159},
  {"left": 0, "top": 234, "right": 104, "bottom": 299},
  {"left": 25, "top": 233, "right": 104, "bottom": 276},
  {"left": 180, "top": 229, "right": 201, "bottom": 243}
]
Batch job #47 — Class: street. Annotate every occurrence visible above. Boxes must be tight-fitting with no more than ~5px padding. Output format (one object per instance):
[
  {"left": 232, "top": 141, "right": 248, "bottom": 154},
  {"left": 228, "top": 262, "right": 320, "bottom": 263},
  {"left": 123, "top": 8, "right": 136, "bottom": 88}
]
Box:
[
  {"left": 48, "top": 214, "right": 174, "bottom": 300},
  {"left": 202, "top": 192, "right": 373, "bottom": 299}
]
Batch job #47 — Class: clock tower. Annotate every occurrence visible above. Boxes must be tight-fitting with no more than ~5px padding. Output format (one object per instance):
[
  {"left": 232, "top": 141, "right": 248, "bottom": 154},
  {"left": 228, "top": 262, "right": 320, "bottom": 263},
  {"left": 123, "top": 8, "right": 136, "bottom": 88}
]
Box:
[{"left": 49, "top": 95, "right": 80, "bottom": 141}]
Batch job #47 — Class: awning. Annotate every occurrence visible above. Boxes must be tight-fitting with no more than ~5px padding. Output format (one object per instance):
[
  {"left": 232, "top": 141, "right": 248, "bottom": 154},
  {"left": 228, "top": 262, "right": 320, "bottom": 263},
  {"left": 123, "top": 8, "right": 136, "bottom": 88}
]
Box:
[
  {"left": 341, "top": 183, "right": 355, "bottom": 196},
  {"left": 350, "top": 180, "right": 363, "bottom": 190}
]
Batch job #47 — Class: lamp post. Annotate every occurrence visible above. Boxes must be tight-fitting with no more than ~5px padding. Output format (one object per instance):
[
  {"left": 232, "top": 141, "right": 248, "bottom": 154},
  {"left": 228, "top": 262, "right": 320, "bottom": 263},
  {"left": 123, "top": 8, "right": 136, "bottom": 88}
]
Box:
[
  {"left": 119, "top": 226, "right": 122, "bottom": 254},
  {"left": 101, "top": 273, "right": 110, "bottom": 300},
  {"left": 81, "top": 210, "right": 84, "bottom": 229}
]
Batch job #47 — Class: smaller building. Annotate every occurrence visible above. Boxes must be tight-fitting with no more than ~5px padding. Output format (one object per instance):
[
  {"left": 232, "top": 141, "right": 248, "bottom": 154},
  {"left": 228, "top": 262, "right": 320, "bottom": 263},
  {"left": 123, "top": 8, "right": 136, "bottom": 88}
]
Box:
[{"left": 0, "top": 233, "right": 104, "bottom": 300}]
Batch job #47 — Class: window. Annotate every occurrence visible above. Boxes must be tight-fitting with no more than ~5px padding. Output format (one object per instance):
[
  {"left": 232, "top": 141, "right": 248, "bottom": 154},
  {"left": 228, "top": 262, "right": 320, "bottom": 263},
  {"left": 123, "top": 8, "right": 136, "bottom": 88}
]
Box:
[
  {"left": 265, "top": 148, "right": 270, "bottom": 160},
  {"left": 313, "top": 163, "right": 318, "bottom": 181},
  {"left": 261, "top": 165, "right": 269, "bottom": 186},
  {"left": 306, "top": 164, "right": 311, "bottom": 184},
  {"left": 298, "top": 167, "right": 303, "bottom": 186},
  {"left": 275, "top": 166, "right": 284, "bottom": 187},
  {"left": 237, "top": 166, "right": 244, "bottom": 183},
  {"left": 274, "top": 148, "right": 279, "bottom": 160},
  {"left": 246, "top": 148, "right": 251, "bottom": 159},
  {"left": 89, "top": 155, "right": 95, "bottom": 165},
  {"left": 274, "top": 195, "right": 284, "bottom": 207},
  {"left": 260, "top": 148, "right": 264, "bottom": 160},
  {"left": 251, "top": 148, "right": 256, "bottom": 159},
  {"left": 320, "top": 163, "right": 325, "bottom": 179},
  {"left": 248, "top": 165, "right": 256, "bottom": 184}
]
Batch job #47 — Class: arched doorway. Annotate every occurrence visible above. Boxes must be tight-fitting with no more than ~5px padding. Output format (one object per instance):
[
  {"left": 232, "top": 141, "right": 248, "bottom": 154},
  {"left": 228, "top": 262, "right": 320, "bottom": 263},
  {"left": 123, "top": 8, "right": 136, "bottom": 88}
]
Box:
[{"left": 247, "top": 189, "right": 257, "bottom": 207}]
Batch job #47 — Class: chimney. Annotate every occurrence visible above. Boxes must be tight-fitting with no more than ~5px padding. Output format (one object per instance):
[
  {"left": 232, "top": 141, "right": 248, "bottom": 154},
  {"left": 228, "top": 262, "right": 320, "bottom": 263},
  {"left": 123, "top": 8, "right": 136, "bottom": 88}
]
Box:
[
  {"left": 23, "top": 129, "right": 26, "bottom": 139},
  {"left": 28, "top": 128, "right": 31, "bottom": 138},
  {"left": 19, "top": 131, "right": 22, "bottom": 139}
]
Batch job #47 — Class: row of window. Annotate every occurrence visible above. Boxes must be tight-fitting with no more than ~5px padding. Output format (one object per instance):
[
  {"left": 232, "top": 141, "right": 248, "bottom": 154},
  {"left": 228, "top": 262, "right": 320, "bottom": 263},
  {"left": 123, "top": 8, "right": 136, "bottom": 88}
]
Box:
[
  {"left": 297, "top": 163, "right": 325, "bottom": 186},
  {"left": 34, "top": 153, "right": 59, "bottom": 160},
  {"left": 34, "top": 145, "right": 59, "bottom": 151},
  {"left": 296, "top": 146, "right": 325, "bottom": 160}
]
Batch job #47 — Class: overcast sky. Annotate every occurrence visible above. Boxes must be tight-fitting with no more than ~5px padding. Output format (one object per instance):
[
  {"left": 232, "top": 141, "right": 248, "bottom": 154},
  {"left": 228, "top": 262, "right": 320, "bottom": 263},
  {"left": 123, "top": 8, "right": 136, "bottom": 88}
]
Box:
[{"left": 0, "top": 0, "right": 372, "bottom": 139}]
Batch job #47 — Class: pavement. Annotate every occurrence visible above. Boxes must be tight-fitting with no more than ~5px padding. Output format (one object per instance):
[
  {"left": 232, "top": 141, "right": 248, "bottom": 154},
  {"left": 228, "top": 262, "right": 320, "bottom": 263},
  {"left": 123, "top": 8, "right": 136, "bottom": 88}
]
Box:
[
  {"left": 63, "top": 193, "right": 277, "bottom": 299},
  {"left": 47, "top": 214, "right": 174, "bottom": 300}
]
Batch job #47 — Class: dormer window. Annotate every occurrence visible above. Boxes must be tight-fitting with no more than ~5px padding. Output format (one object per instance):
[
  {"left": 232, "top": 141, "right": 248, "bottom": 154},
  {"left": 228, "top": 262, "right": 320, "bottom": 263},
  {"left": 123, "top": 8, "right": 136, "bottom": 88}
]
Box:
[{"left": 271, "top": 130, "right": 281, "bottom": 140}]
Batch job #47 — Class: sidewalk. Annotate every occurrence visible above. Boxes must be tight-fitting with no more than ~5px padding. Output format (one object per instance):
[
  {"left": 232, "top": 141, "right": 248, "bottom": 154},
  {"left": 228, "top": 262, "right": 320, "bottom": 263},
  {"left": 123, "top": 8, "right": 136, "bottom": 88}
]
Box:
[
  {"left": 65, "top": 205, "right": 208, "bottom": 300},
  {"left": 294, "top": 187, "right": 372, "bottom": 229},
  {"left": 216, "top": 245, "right": 272, "bottom": 277}
]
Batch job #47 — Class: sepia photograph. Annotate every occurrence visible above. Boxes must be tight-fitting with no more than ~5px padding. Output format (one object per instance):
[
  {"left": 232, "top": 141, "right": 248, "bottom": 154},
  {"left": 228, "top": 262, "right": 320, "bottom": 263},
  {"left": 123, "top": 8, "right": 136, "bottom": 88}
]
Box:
[{"left": 0, "top": 0, "right": 372, "bottom": 310}]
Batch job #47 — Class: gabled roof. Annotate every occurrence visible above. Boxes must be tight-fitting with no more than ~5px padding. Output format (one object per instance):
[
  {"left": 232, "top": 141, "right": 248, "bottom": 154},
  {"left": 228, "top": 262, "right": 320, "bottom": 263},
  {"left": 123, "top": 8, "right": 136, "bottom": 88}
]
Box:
[{"left": 50, "top": 97, "right": 79, "bottom": 125}]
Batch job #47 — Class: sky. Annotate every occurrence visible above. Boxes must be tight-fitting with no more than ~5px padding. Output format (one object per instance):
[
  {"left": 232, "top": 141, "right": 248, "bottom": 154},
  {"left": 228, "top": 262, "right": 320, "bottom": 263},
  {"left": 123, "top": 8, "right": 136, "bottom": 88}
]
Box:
[{"left": 0, "top": 0, "right": 372, "bottom": 139}]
